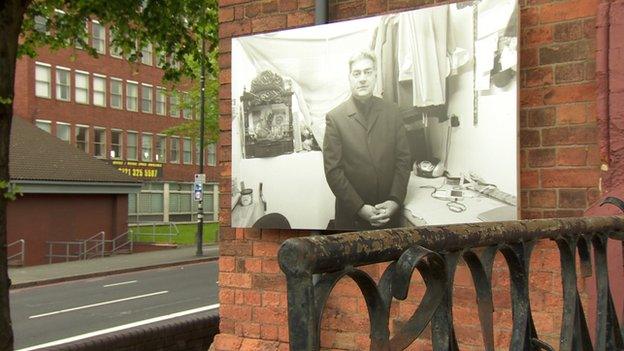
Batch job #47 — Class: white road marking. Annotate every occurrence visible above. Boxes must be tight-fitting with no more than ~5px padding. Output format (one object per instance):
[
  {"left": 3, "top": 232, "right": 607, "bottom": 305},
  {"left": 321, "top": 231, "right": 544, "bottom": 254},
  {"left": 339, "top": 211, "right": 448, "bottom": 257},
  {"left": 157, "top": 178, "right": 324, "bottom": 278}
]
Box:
[
  {"left": 17, "top": 304, "right": 220, "bottom": 351},
  {"left": 28, "top": 291, "right": 169, "bottom": 319},
  {"left": 103, "top": 280, "right": 138, "bottom": 288}
]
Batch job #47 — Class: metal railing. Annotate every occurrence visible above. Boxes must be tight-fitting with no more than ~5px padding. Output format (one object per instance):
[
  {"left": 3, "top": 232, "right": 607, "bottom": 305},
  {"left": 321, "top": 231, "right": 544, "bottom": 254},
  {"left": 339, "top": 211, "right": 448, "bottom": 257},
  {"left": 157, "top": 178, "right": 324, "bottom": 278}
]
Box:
[
  {"left": 46, "top": 240, "right": 85, "bottom": 263},
  {"left": 279, "top": 213, "right": 624, "bottom": 350},
  {"left": 106, "top": 230, "right": 133, "bottom": 255},
  {"left": 130, "top": 222, "right": 179, "bottom": 243},
  {"left": 46, "top": 231, "right": 105, "bottom": 263},
  {"left": 82, "top": 231, "right": 106, "bottom": 260},
  {"left": 7, "top": 239, "right": 25, "bottom": 266}
]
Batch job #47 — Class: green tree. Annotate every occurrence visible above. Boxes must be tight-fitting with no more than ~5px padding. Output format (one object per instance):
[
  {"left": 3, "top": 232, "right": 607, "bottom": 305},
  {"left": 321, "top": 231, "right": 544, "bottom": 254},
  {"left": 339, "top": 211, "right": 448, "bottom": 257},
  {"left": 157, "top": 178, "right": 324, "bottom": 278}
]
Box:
[
  {"left": 0, "top": 1, "right": 218, "bottom": 349},
  {"left": 162, "top": 47, "right": 220, "bottom": 146}
]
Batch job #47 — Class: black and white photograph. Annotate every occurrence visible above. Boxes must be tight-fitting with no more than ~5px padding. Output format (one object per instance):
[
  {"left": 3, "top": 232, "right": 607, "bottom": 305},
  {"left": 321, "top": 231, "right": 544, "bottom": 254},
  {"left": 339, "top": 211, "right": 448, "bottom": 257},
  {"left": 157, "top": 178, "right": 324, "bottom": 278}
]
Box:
[{"left": 231, "top": 0, "right": 519, "bottom": 231}]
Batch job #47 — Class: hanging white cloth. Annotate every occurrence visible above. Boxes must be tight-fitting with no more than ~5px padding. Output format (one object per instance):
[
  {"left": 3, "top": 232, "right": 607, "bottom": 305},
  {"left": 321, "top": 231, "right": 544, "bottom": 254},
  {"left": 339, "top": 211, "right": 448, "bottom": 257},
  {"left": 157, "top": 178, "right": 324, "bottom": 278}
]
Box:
[{"left": 396, "top": 6, "right": 451, "bottom": 107}]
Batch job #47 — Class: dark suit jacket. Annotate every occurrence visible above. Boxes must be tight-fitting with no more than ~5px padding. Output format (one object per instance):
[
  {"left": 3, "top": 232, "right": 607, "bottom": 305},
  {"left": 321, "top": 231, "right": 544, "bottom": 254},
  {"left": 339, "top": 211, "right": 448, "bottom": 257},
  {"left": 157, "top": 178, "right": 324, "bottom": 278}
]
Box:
[{"left": 323, "top": 96, "right": 411, "bottom": 230}]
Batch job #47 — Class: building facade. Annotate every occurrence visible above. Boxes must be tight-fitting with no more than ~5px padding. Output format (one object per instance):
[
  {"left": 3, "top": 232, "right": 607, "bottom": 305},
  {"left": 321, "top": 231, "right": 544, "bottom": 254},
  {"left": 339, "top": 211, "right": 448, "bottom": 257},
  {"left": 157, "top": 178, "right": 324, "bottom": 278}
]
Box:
[{"left": 13, "top": 19, "right": 219, "bottom": 224}]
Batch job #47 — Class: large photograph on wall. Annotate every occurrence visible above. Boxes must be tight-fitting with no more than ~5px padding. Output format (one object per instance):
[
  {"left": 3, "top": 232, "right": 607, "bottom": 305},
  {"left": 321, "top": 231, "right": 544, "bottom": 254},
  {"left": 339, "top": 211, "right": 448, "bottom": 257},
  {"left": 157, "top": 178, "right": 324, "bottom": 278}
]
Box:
[{"left": 231, "top": 0, "right": 519, "bottom": 231}]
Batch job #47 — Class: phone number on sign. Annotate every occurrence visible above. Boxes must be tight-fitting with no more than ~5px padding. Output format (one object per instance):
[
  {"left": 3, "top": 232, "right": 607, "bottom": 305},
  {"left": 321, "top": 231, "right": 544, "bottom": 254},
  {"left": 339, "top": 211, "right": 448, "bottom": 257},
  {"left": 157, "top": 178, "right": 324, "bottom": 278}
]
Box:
[{"left": 118, "top": 167, "right": 159, "bottom": 178}]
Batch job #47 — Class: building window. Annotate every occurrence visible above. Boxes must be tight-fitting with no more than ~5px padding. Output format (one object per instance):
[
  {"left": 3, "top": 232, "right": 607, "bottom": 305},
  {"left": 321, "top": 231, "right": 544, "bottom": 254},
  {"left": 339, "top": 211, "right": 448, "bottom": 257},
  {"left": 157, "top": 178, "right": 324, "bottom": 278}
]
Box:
[
  {"left": 93, "top": 75, "right": 106, "bottom": 107},
  {"left": 156, "top": 135, "right": 166, "bottom": 163},
  {"left": 126, "top": 81, "right": 138, "bottom": 111},
  {"left": 207, "top": 143, "right": 216, "bottom": 166},
  {"left": 110, "top": 78, "right": 122, "bottom": 109},
  {"left": 127, "top": 132, "right": 138, "bottom": 160},
  {"left": 91, "top": 21, "right": 106, "bottom": 54},
  {"left": 34, "top": 15, "right": 47, "bottom": 33},
  {"left": 183, "top": 138, "right": 192, "bottom": 165},
  {"left": 141, "top": 84, "right": 153, "bottom": 113},
  {"left": 111, "top": 130, "right": 122, "bottom": 159},
  {"left": 109, "top": 30, "right": 122, "bottom": 58},
  {"left": 182, "top": 92, "right": 192, "bottom": 119},
  {"left": 35, "top": 120, "right": 51, "bottom": 133},
  {"left": 141, "top": 43, "right": 153, "bottom": 65},
  {"left": 170, "top": 136, "right": 179, "bottom": 163},
  {"left": 141, "top": 134, "right": 153, "bottom": 162},
  {"left": 94, "top": 128, "right": 106, "bottom": 158},
  {"left": 194, "top": 141, "right": 200, "bottom": 165},
  {"left": 76, "top": 125, "right": 89, "bottom": 153},
  {"left": 75, "top": 71, "right": 89, "bottom": 104},
  {"left": 55, "top": 68, "right": 71, "bottom": 101},
  {"left": 56, "top": 123, "right": 70, "bottom": 142},
  {"left": 169, "top": 93, "right": 179, "bottom": 118},
  {"left": 35, "top": 63, "right": 51, "bottom": 98},
  {"left": 156, "top": 87, "right": 166, "bottom": 116}
]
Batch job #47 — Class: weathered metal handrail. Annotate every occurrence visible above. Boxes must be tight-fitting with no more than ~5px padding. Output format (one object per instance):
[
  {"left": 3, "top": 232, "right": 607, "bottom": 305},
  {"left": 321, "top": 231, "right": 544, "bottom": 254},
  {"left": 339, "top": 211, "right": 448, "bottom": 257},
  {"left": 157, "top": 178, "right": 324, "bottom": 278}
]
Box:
[
  {"left": 278, "top": 215, "right": 624, "bottom": 350},
  {"left": 82, "top": 231, "right": 106, "bottom": 259},
  {"left": 107, "top": 230, "right": 133, "bottom": 255},
  {"left": 7, "top": 239, "right": 25, "bottom": 266},
  {"left": 46, "top": 241, "right": 84, "bottom": 263},
  {"left": 130, "top": 222, "right": 179, "bottom": 243}
]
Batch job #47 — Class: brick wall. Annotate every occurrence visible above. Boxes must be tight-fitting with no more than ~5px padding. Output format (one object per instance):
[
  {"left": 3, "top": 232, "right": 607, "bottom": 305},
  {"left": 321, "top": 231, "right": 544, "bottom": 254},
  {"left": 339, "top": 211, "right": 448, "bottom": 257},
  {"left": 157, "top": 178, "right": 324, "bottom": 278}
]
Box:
[
  {"left": 13, "top": 48, "right": 219, "bottom": 183},
  {"left": 7, "top": 193, "right": 128, "bottom": 266},
  {"left": 216, "top": 0, "right": 603, "bottom": 350},
  {"left": 45, "top": 314, "right": 219, "bottom": 351}
]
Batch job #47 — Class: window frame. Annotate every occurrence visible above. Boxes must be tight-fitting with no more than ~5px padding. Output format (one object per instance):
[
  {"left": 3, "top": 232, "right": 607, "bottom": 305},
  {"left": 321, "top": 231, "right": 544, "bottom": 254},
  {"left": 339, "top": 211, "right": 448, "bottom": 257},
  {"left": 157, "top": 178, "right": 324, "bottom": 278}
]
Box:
[
  {"left": 126, "top": 131, "right": 138, "bottom": 161},
  {"left": 110, "top": 78, "right": 123, "bottom": 109},
  {"left": 141, "top": 43, "right": 153, "bottom": 66},
  {"left": 111, "top": 129, "right": 123, "bottom": 159},
  {"left": 141, "top": 83, "right": 153, "bottom": 113},
  {"left": 155, "top": 134, "right": 167, "bottom": 163},
  {"left": 182, "top": 137, "right": 192, "bottom": 165},
  {"left": 74, "top": 70, "right": 90, "bottom": 105},
  {"left": 56, "top": 122, "right": 71, "bottom": 142},
  {"left": 35, "top": 62, "right": 52, "bottom": 99},
  {"left": 93, "top": 74, "right": 107, "bottom": 107},
  {"left": 141, "top": 133, "right": 153, "bottom": 162},
  {"left": 91, "top": 20, "right": 106, "bottom": 54},
  {"left": 35, "top": 119, "right": 52, "bottom": 133},
  {"left": 55, "top": 66, "right": 71, "bottom": 102},
  {"left": 75, "top": 124, "right": 89, "bottom": 153},
  {"left": 169, "top": 92, "right": 179, "bottom": 118},
  {"left": 170, "top": 136, "right": 180, "bottom": 164},
  {"left": 126, "top": 80, "right": 138, "bottom": 112},
  {"left": 156, "top": 87, "right": 166, "bottom": 116},
  {"left": 93, "top": 127, "right": 107, "bottom": 159}
]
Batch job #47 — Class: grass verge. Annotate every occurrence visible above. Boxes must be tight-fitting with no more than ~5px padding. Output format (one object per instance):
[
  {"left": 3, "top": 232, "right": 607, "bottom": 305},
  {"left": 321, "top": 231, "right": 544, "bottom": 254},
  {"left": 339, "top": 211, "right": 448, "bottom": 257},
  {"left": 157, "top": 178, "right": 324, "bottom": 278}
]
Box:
[{"left": 130, "top": 222, "right": 219, "bottom": 245}]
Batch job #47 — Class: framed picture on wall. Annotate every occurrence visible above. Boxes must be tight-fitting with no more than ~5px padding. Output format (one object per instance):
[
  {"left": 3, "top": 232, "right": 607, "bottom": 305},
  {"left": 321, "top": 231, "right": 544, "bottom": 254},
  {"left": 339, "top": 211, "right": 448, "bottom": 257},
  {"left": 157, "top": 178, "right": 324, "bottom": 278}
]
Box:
[{"left": 231, "top": 0, "right": 519, "bottom": 231}]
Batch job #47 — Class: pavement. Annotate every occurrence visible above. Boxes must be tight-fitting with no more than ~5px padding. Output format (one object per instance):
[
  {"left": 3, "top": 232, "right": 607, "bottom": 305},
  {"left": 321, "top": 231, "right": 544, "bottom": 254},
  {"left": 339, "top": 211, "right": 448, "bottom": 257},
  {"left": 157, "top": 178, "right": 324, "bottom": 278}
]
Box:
[{"left": 8, "top": 244, "right": 219, "bottom": 289}]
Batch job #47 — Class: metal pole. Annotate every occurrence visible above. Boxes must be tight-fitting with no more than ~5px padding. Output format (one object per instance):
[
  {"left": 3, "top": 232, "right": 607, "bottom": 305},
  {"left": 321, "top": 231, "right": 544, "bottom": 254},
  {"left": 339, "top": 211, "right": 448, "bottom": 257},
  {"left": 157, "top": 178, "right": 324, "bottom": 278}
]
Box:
[
  {"left": 196, "top": 37, "right": 206, "bottom": 257},
  {"left": 315, "top": 0, "right": 328, "bottom": 25}
]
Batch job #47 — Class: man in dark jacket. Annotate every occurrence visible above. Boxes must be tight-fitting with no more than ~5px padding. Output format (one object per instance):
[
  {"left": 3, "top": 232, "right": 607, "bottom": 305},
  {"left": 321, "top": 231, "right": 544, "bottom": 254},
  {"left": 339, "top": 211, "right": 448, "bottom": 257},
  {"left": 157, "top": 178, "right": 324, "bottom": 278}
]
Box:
[{"left": 323, "top": 51, "right": 411, "bottom": 230}]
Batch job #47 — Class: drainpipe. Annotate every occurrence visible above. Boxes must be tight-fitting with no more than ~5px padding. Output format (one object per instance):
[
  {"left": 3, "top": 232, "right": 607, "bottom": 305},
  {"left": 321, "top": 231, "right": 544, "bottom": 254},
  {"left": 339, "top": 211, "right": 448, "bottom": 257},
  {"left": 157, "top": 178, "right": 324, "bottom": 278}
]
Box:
[
  {"left": 596, "top": 1, "right": 611, "bottom": 188},
  {"left": 315, "top": 0, "right": 328, "bottom": 25}
]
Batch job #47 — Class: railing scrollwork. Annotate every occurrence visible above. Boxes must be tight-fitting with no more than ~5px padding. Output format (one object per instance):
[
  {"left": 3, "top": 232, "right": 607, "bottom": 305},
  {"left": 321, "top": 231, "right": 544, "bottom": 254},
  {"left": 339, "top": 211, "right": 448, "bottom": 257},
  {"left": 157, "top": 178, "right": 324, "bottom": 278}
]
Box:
[{"left": 279, "top": 213, "right": 624, "bottom": 350}]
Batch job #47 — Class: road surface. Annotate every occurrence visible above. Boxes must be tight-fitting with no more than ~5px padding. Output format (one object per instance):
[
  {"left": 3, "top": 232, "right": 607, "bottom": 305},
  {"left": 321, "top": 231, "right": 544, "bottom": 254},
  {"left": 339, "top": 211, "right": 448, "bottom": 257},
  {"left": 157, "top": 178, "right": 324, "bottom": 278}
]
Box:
[{"left": 10, "top": 261, "right": 219, "bottom": 350}]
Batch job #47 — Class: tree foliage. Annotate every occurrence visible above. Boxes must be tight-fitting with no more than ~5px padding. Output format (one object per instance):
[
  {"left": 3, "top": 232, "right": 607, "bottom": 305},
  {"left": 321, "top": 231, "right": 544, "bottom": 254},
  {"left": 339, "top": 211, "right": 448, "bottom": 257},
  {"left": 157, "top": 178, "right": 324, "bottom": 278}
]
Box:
[
  {"left": 20, "top": 0, "right": 219, "bottom": 81},
  {"left": 0, "top": 1, "right": 219, "bottom": 350}
]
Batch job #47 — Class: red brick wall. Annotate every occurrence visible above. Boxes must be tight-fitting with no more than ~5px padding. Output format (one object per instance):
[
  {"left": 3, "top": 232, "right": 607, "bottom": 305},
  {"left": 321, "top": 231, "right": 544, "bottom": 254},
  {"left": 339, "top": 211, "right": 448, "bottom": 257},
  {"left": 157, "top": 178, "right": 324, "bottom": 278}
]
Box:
[
  {"left": 13, "top": 46, "right": 219, "bottom": 183},
  {"left": 216, "top": 0, "right": 603, "bottom": 349},
  {"left": 7, "top": 193, "right": 128, "bottom": 266}
]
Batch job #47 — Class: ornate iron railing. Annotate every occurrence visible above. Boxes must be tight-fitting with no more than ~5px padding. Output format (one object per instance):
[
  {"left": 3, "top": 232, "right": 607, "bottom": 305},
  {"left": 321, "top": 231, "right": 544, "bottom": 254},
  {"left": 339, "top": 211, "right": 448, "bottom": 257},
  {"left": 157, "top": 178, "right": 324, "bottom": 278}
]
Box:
[{"left": 278, "top": 215, "right": 624, "bottom": 350}]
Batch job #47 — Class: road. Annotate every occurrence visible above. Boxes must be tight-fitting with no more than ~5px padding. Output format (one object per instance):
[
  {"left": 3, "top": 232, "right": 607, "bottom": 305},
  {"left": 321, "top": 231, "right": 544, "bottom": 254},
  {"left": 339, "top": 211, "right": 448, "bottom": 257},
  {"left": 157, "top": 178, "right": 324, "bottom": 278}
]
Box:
[{"left": 10, "top": 261, "right": 219, "bottom": 350}]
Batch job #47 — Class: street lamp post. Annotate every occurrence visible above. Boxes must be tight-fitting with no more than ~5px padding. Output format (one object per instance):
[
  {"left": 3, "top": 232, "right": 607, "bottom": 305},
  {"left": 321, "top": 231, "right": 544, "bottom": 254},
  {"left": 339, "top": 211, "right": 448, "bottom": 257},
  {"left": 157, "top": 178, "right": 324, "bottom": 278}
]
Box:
[{"left": 196, "top": 38, "right": 206, "bottom": 257}]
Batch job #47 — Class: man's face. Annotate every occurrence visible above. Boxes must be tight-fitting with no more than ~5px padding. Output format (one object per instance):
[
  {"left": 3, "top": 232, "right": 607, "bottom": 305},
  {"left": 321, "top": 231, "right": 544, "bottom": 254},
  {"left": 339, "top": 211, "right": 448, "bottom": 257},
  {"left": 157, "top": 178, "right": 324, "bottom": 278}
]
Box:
[{"left": 349, "top": 58, "right": 376, "bottom": 101}]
